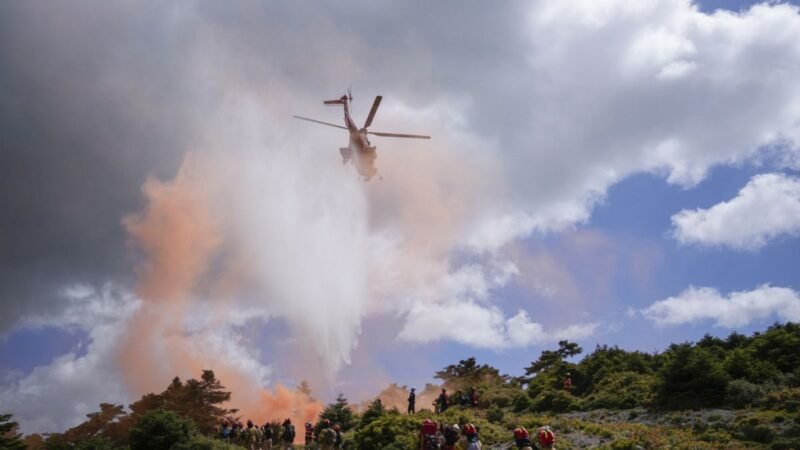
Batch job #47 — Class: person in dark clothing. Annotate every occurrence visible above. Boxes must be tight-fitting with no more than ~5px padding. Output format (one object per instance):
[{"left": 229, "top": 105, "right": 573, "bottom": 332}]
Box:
[
  {"left": 437, "top": 388, "right": 449, "bottom": 413},
  {"left": 262, "top": 423, "right": 274, "bottom": 450},
  {"left": 408, "top": 387, "right": 416, "bottom": 414},
  {"left": 443, "top": 424, "right": 460, "bottom": 450},
  {"left": 281, "top": 419, "right": 296, "bottom": 449}
]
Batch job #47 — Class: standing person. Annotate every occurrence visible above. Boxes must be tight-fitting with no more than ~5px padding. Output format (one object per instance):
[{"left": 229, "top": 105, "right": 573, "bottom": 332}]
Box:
[
  {"left": 221, "top": 419, "right": 232, "bottom": 443},
  {"left": 304, "top": 422, "right": 314, "bottom": 448},
  {"left": 317, "top": 419, "right": 336, "bottom": 450},
  {"left": 333, "top": 424, "right": 343, "bottom": 449},
  {"left": 513, "top": 427, "right": 533, "bottom": 450},
  {"left": 437, "top": 388, "right": 449, "bottom": 414},
  {"left": 281, "top": 419, "right": 296, "bottom": 450},
  {"left": 537, "top": 426, "right": 556, "bottom": 450},
  {"left": 462, "top": 424, "right": 481, "bottom": 450},
  {"left": 408, "top": 387, "right": 417, "bottom": 414},
  {"left": 469, "top": 387, "right": 479, "bottom": 408},
  {"left": 245, "top": 420, "right": 260, "bottom": 450},
  {"left": 563, "top": 372, "right": 573, "bottom": 394},
  {"left": 262, "top": 423, "right": 274, "bottom": 450}
]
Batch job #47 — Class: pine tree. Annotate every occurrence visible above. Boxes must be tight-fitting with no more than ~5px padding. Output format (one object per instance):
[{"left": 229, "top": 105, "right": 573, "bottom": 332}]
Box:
[
  {"left": 360, "top": 398, "right": 386, "bottom": 428},
  {"left": 318, "top": 393, "right": 355, "bottom": 432},
  {"left": 0, "top": 414, "right": 26, "bottom": 450}
]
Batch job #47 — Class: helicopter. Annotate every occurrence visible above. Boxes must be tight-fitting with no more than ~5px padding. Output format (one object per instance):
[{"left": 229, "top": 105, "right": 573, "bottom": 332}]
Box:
[{"left": 294, "top": 89, "right": 431, "bottom": 181}]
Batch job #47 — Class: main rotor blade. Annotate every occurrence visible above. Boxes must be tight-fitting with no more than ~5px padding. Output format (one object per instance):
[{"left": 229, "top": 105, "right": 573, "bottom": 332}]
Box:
[
  {"left": 293, "top": 115, "right": 347, "bottom": 130},
  {"left": 363, "top": 95, "right": 382, "bottom": 129},
  {"left": 368, "top": 131, "right": 431, "bottom": 139}
]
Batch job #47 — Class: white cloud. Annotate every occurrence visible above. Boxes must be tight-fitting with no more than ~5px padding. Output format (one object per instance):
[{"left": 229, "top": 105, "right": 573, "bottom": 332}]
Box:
[
  {"left": 671, "top": 173, "right": 800, "bottom": 250},
  {"left": 641, "top": 284, "right": 800, "bottom": 328},
  {"left": 506, "top": 311, "right": 597, "bottom": 347},
  {"left": 464, "top": 0, "right": 800, "bottom": 252},
  {"left": 0, "top": 284, "right": 139, "bottom": 434},
  {"left": 395, "top": 263, "right": 597, "bottom": 349}
]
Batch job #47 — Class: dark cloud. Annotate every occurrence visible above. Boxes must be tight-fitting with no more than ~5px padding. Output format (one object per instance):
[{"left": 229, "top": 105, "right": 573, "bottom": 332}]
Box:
[
  {"left": 0, "top": 2, "right": 193, "bottom": 330},
  {"left": 0, "top": 0, "right": 524, "bottom": 331}
]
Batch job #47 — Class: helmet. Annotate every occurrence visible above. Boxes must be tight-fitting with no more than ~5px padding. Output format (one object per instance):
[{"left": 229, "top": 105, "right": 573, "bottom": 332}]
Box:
[
  {"left": 451, "top": 424, "right": 460, "bottom": 432},
  {"left": 464, "top": 423, "right": 477, "bottom": 436}
]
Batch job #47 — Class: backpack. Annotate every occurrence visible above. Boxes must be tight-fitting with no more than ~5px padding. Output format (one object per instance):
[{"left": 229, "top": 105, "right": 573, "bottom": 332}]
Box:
[
  {"left": 422, "top": 434, "right": 441, "bottom": 450},
  {"left": 421, "top": 420, "right": 440, "bottom": 450},
  {"left": 319, "top": 428, "right": 336, "bottom": 446},
  {"left": 263, "top": 427, "right": 273, "bottom": 439},
  {"left": 443, "top": 426, "right": 459, "bottom": 445}
]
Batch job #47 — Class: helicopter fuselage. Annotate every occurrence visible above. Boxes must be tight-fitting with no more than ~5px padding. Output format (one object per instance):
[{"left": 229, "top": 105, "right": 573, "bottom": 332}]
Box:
[
  {"left": 340, "top": 97, "right": 378, "bottom": 180},
  {"left": 294, "top": 92, "right": 429, "bottom": 181}
]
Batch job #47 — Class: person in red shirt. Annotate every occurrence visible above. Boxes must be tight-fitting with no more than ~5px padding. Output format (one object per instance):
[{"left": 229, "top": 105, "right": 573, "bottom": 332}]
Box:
[{"left": 563, "top": 372, "right": 573, "bottom": 394}]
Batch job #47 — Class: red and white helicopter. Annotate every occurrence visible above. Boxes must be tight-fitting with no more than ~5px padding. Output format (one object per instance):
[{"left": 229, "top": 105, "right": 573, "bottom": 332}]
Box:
[{"left": 294, "top": 89, "right": 431, "bottom": 181}]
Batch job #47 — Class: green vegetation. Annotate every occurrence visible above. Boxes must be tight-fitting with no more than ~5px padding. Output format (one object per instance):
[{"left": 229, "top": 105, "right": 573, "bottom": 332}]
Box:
[
  {"left": 5, "top": 322, "right": 799, "bottom": 449},
  {"left": 129, "top": 409, "right": 195, "bottom": 450},
  {"left": 1, "top": 414, "right": 26, "bottom": 450}
]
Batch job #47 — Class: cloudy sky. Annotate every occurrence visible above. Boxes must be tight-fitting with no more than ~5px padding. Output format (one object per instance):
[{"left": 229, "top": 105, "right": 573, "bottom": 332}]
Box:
[{"left": 2, "top": 0, "right": 800, "bottom": 434}]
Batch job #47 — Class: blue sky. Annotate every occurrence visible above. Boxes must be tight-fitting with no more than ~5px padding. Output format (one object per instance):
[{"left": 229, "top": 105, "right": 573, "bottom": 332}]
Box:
[{"left": 2, "top": 0, "right": 800, "bottom": 434}]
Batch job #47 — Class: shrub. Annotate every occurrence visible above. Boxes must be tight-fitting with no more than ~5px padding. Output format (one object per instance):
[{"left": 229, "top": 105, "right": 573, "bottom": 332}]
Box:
[
  {"left": 129, "top": 409, "right": 195, "bottom": 450},
  {"left": 771, "top": 438, "right": 800, "bottom": 450},
  {"left": 657, "top": 345, "right": 729, "bottom": 409},
  {"left": 726, "top": 379, "right": 766, "bottom": 408},
  {"left": 172, "top": 435, "right": 240, "bottom": 450},
  {"left": 530, "top": 389, "right": 576, "bottom": 413},
  {"left": 737, "top": 424, "right": 775, "bottom": 444},
  {"left": 763, "top": 388, "right": 800, "bottom": 411},
  {"left": 583, "top": 372, "right": 657, "bottom": 410},
  {"left": 486, "top": 406, "right": 504, "bottom": 424},
  {"left": 511, "top": 393, "right": 532, "bottom": 412},
  {"left": 608, "top": 438, "right": 643, "bottom": 450}
]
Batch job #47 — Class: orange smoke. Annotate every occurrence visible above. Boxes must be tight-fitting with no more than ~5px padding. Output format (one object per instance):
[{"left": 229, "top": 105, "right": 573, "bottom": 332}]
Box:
[{"left": 118, "top": 153, "right": 322, "bottom": 437}]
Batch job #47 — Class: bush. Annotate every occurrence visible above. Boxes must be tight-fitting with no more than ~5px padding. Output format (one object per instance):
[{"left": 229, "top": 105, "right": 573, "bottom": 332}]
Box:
[
  {"left": 172, "top": 435, "right": 240, "bottom": 450},
  {"left": 763, "top": 388, "right": 800, "bottom": 411},
  {"left": 583, "top": 372, "right": 657, "bottom": 410},
  {"left": 486, "top": 406, "right": 504, "bottom": 424},
  {"left": 512, "top": 393, "right": 532, "bottom": 412},
  {"left": 737, "top": 424, "right": 775, "bottom": 444},
  {"left": 771, "top": 438, "right": 800, "bottom": 450},
  {"left": 657, "top": 345, "right": 729, "bottom": 409},
  {"left": 726, "top": 379, "right": 766, "bottom": 408},
  {"left": 530, "top": 389, "right": 576, "bottom": 413},
  {"left": 129, "top": 409, "right": 195, "bottom": 450}
]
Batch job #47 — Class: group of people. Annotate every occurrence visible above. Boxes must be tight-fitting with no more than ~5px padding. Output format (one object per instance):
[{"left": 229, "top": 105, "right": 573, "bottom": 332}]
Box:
[
  {"left": 513, "top": 426, "right": 556, "bottom": 450},
  {"left": 219, "top": 417, "right": 342, "bottom": 449},
  {"left": 419, "top": 420, "right": 556, "bottom": 450},
  {"left": 420, "top": 419, "right": 482, "bottom": 450},
  {"left": 407, "top": 387, "right": 479, "bottom": 415},
  {"left": 219, "top": 418, "right": 275, "bottom": 449},
  {"left": 304, "top": 419, "right": 343, "bottom": 450}
]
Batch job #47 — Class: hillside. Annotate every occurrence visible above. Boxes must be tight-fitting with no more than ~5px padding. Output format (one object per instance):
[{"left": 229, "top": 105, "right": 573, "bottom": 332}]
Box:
[{"left": 3, "top": 322, "right": 799, "bottom": 449}]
